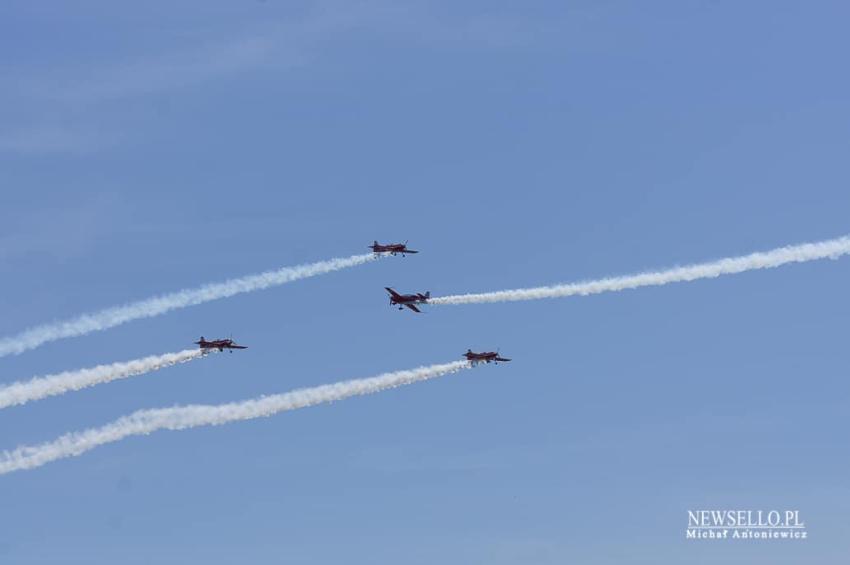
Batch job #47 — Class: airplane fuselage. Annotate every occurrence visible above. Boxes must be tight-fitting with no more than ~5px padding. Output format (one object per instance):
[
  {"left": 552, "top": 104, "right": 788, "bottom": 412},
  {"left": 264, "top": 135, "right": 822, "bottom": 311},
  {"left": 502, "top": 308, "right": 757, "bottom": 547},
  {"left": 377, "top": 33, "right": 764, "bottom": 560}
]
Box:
[
  {"left": 195, "top": 337, "right": 247, "bottom": 352},
  {"left": 464, "top": 351, "right": 511, "bottom": 364},
  {"left": 390, "top": 294, "right": 427, "bottom": 305},
  {"left": 370, "top": 242, "right": 418, "bottom": 255}
]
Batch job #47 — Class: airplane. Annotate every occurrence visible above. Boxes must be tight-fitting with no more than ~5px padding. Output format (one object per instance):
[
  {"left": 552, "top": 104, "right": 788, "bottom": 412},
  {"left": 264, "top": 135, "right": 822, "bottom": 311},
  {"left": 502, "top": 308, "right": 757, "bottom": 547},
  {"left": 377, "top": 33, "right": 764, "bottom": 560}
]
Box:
[
  {"left": 369, "top": 241, "right": 419, "bottom": 256},
  {"left": 194, "top": 336, "right": 248, "bottom": 353},
  {"left": 385, "top": 287, "right": 430, "bottom": 313},
  {"left": 464, "top": 349, "right": 511, "bottom": 366}
]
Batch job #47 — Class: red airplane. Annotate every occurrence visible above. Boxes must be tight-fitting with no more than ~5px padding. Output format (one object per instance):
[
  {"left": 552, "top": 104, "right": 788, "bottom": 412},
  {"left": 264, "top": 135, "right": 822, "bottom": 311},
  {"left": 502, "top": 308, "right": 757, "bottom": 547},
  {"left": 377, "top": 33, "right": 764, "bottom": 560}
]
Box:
[
  {"left": 369, "top": 241, "right": 418, "bottom": 256},
  {"left": 385, "top": 287, "right": 430, "bottom": 313},
  {"left": 464, "top": 349, "right": 511, "bottom": 365},
  {"left": 194, "top": 336, "right": 248, "bottom": 353}
]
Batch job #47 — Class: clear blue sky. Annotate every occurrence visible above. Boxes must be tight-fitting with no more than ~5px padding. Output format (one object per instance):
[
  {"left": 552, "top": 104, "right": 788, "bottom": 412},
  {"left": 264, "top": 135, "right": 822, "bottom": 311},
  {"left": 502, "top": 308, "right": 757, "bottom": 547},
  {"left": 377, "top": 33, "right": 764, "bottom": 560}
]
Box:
[{"left": 1, "top": 1, "right": 849, "bottom": 563}]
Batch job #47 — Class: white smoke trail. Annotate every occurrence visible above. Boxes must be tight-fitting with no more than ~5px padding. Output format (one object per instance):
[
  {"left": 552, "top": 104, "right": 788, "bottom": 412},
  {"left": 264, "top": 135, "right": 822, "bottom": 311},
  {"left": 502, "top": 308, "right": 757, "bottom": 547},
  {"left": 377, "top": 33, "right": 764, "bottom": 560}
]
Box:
[
  {"left": 0, "top": 349, "right": 207, "bottom": 410},
  {"left": 430, "top": 235, "right": 850, "bottom": 305},
  {"left": 0, "top": 360, "right": 473, "bottom": 475},
  {"left": 0, "top": 253, "right": 380, "bottom": 358}
]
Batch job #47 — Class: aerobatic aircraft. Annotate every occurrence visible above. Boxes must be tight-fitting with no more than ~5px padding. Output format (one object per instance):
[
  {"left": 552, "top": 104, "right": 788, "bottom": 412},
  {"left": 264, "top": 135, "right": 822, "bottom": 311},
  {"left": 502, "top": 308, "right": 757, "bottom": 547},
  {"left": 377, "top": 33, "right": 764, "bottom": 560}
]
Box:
[
  {"left": 385, "top": 287, "right": 430, "bottom": 313},
  {"left": 463, "top": 349, "right": 511, "bottom": 365},
  {"left": 369, "top": 241, "right": 418, "bottom": 256},
  {"left": 194, "top": 336, "right": 248, "bottom": 353}
]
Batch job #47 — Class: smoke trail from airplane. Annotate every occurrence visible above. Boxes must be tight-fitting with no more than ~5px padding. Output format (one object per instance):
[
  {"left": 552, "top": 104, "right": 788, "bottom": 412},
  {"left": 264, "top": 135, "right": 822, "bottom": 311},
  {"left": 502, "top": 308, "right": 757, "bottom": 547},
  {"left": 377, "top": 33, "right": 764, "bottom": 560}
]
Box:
[
  {"left": 0, "top": 360, "right": 472, "bottom": 475},
  {"left": 0, "top": 349, "right": 207, "bottom": 410},
  {"left": 430, "top": 235, "right": 850, "bottom": 305},
  {"left": 0, "top": 253, "right": 380, "bottom": 358}
]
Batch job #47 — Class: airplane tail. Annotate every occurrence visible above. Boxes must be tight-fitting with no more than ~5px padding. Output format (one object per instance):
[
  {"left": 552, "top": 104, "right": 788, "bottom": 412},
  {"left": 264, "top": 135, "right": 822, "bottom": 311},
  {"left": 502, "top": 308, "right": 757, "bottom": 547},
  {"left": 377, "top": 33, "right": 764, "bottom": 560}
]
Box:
[{"left": 425, "top": 291, "right": 430, "bottom": 299}]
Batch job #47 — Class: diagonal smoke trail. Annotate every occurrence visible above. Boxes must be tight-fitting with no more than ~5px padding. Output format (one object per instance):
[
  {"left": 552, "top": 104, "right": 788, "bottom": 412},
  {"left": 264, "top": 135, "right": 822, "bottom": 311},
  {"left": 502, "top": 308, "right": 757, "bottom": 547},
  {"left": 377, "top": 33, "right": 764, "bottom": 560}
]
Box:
[
  {"left": 0, "top": 253, "right": 380, "bottom": 358},
  {"left": 0, "top": 360, "right": 473, "bottom": 475},
  {"left": 430, "top": 235, "right": 850, "bottom": 305},
  {"left": 0, "top": 349, "right": 208, "bottom": 410}
]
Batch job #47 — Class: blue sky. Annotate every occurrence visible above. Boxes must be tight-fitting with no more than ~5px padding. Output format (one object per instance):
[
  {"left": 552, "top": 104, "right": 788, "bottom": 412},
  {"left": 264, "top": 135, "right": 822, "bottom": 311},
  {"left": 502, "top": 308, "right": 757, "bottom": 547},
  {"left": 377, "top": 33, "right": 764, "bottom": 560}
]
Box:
[{"left": 1, "top": 1, "right": 850, "bottom": 563}]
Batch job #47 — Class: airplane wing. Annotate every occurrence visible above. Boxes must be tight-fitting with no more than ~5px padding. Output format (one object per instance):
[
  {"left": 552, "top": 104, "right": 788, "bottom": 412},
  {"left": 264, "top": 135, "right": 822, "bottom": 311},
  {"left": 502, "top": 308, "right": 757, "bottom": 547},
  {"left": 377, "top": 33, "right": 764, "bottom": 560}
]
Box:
[
  {"left": 404, "top": 303, "right": 422, "bottom": 313},
  {"left": 495, "top": 357, "right": 511, "bottom": 362},
  {"left": 230, "top": 345, "right": 248, "bottom": 349},
  {"left": 385, "top": 287, "right": 403, "bottom": 298},
  {"left": 404, "top": 249, "right": 419, "bottom": 254}
]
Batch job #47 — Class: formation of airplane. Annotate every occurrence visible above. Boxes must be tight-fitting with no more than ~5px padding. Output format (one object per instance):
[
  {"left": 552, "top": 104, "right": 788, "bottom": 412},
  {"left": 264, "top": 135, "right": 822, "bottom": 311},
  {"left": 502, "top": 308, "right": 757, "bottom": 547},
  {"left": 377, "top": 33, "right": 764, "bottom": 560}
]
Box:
[
  {"left": 385, "top": 287, "right": 430, "bottom": 313},
  {"left": 369, "top": 241, "right": 418, "bottom": 256},
  {"left": 191, "top": 241, "right": 514, "bottom": 365},
  {"left": 195, "top": 336, "right": 248, "bottom": 353},
  {"left": 463, "top": 349, "right": 511, "bottom": 365}
]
